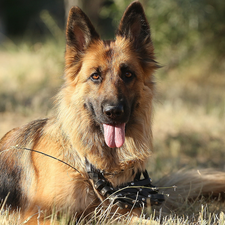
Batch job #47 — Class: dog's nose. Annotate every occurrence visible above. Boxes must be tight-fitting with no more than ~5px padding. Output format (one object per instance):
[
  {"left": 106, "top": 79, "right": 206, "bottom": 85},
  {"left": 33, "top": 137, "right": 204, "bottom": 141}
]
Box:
[{"left": 103, "top": 105, "right": 124, "bottom": 119}]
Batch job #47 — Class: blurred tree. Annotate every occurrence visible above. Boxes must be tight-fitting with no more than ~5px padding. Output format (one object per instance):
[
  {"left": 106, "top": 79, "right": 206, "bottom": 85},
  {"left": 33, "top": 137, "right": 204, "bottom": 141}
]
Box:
[
  {"left": 98, "top": 0, "right": 225, "bottom": 65},
  {"left": 64, "top": 0, "right": 81, "bottom": 19},
  {"left": 1, "top": 0, "right": 224, "bottom": 64},
  {"left": 0, "top": 0, "right": 5, "bottom": 42},
  {"left": 64, "top": 0, "right": 104, "bottom": 31},
  {"left": 1, "top": 0, "right": 64, "bottom": 38},
  {"left": 199, "top": 0, "right": 225, "bottom": 59}
]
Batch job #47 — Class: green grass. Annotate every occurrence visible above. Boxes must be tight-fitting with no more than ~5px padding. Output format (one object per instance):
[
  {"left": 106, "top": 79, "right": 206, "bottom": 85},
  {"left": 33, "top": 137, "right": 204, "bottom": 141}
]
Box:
[{"left": 0, "top": 38, "right": 224, "bottom": 224}]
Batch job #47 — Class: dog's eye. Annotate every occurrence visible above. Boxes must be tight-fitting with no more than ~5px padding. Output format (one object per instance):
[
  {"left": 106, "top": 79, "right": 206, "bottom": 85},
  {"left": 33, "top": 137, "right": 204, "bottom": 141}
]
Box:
[
  {"left": 123, "top": 71, "right": 135, "bottom": 81},
  {"left": 92, "top": 73, "right": 100, "bottom": 80},
  {"left": 90, "top": 73, "right": 101, "bottom": 82},
  {"left": 125, "top": 71, "right": 133, "bottom": 78}
]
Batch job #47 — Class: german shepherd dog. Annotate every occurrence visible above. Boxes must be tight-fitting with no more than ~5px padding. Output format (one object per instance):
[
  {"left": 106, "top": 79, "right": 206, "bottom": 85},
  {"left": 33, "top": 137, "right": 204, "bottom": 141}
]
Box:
[
  {"left": 1, "top": 1, "right": 225, "bottom": 225},
  {"left": 0, "top": 1, "right": 157, "bottom": 224}
]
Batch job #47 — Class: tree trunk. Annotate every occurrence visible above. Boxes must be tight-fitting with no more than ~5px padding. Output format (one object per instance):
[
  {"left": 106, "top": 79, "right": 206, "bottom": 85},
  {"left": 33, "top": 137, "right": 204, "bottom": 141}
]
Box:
[{"left": 64, "top": 0, "right": 103, "bottom": 28}]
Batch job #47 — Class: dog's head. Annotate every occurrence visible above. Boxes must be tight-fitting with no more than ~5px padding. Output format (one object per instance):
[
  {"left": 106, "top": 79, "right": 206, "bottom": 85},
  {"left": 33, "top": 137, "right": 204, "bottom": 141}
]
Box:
[{"left": 59, "top": 1, "right": 158, "bottom": 158}]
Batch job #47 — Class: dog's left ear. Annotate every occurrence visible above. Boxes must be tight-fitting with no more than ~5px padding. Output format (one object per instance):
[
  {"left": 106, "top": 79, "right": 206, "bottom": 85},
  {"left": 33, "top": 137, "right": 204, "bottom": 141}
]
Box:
[{"left": 117, "top": 1, "right": 155, "bottom": 65}]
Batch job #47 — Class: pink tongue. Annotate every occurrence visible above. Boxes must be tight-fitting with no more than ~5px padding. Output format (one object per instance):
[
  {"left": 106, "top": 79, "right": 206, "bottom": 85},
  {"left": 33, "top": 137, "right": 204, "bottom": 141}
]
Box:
[{"left": 103, "top": 123, "right": 125, "bottom": 148}]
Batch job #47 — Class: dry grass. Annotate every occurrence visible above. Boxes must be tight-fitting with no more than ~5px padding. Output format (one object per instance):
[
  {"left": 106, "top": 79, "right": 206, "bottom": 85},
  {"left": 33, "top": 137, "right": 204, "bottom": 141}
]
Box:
[
  {"left": 1, "top": 202, "right": 225, "bottom": 224},
  {"left": 0, "top": 39, "right": 64, "bottom": 137},
  {"left": 0, "top": 39, "right": 64, "bottom": 118},
  {"left": 149, "top": 54, "right": 225, "bottom": 180},
  {"left": 0, "top": 39, "right": 224, "bottom": 224}
]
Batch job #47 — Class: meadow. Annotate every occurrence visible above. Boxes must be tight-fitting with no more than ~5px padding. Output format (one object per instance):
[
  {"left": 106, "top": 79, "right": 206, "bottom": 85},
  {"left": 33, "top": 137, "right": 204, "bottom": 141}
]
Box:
[{"left": 0, "top": 9, "right": 225, "bottom": 223}]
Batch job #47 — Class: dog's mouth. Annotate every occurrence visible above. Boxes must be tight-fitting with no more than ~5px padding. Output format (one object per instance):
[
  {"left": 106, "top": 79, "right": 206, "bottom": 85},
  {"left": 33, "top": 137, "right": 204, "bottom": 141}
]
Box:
[
  {"left": 85, "top": 101, "right": 128, "bottom": 148},
  {"left": 103, "top": 123, "right": 126, "bottom": 148}
]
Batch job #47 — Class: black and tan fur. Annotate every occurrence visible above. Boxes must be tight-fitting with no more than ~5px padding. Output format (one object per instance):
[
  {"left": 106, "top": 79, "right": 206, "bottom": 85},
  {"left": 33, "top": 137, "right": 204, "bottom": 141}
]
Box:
[
  {"left": 1, "top": 1, "right": 225, "bottom": 225},
  {"left": 0, "top": 2, "right": 156, "bottom": 224}
]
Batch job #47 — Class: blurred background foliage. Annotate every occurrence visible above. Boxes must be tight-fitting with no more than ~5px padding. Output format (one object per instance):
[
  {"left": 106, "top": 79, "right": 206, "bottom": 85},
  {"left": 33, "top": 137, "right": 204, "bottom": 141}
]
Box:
[
  {"left": 0, "top": 0, "right": 224, "bottom": 175},
  {"left": 1, "top": 0, "right": 225, "bottom": 61}
]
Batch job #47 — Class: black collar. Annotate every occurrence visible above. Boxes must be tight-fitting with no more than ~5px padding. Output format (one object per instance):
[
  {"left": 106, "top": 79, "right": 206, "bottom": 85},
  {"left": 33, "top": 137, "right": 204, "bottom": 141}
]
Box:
[{"left": 85, "top": 159, "right": 165, "bottom": 209}]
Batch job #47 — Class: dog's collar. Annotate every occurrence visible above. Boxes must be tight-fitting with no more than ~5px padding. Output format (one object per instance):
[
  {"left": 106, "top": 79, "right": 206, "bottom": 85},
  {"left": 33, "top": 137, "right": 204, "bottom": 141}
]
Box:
[
  {"left": 85, "top": 158, "right": 165, "bottom": 209},
  {"left": 91, "top": 163, "right": 135, "bottom": 177}
]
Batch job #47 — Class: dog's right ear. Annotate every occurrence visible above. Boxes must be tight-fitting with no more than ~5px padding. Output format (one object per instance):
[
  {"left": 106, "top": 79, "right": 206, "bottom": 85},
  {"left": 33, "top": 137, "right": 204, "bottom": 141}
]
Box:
[{"left": 66, "top": 7, "right": 100, "bottom": 53}]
